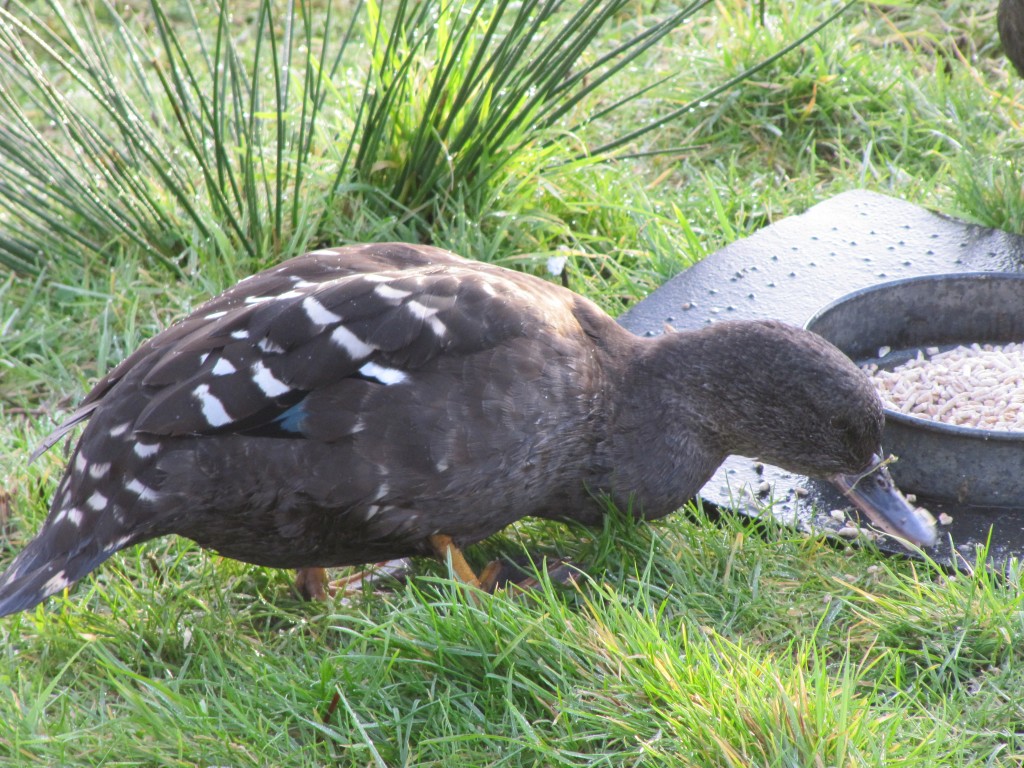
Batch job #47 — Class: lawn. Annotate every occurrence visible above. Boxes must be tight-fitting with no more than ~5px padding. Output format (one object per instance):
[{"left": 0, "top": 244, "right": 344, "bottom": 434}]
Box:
[{"left": 1, "top": 1, "right": 1023, "bottom": 765}]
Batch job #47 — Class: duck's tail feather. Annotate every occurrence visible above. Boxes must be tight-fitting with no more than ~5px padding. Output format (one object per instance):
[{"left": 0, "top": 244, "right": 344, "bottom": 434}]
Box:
[
  {"left": 0, "top": 536, "right": 116, "bottom": 617},
  {"left": 28, "top": 401, "right": 101, "bottom": 464}
]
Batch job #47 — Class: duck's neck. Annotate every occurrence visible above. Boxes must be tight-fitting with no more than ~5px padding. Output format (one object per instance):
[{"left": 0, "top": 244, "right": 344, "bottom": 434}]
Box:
[{"left": 597, "top": 332, "right": 731, "bottom": 521}]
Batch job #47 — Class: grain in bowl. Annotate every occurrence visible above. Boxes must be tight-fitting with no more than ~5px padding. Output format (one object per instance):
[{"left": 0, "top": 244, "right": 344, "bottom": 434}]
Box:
[{"left": 864, "top": 342, "right": 1024, "bottom": 431}]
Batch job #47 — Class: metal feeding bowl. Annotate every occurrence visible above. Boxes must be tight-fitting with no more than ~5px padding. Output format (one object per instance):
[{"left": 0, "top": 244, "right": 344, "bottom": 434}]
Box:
[{"left": 806, "top": 272, "right": 1024, "bottom": 507}]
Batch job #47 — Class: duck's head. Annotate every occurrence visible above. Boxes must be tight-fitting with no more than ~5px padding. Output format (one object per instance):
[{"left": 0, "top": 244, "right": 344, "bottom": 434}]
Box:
[{"left": 652, "top": 320, "right": 936, "bottom": 548}]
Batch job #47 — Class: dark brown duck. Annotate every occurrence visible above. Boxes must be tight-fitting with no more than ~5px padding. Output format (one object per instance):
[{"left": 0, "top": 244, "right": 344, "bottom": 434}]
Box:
[{"left": 0, "top": 244, "right": 935, "bottom": 615}]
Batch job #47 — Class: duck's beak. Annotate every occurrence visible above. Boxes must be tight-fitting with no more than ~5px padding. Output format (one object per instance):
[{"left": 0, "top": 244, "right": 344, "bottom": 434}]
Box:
[{"left": 830, "top": 454, "right": 937, "bottom": 548}]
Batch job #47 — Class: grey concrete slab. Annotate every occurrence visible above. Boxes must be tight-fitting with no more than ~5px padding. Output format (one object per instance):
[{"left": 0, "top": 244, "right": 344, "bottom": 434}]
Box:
[{"left": 617, "top": 189, "right": 1024, "bottom": 565}]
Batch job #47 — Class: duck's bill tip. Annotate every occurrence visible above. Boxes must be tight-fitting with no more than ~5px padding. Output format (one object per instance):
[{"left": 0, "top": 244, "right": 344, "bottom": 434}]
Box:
[{"left": 830, "top": 455, "right": 938, "bottom": 549}]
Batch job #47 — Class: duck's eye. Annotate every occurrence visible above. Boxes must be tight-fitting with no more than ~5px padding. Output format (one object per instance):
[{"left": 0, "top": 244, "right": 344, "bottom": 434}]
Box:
[
  {"left": 830, "top": 415, "right": 853, "bottom": 433},
  {"left": 830, "top": 413, "right": 875, "bottom": 464}
]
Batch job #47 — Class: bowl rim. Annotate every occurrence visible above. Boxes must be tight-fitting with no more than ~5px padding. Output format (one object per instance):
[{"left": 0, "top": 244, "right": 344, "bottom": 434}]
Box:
[{"left": 805, "top": 271, "right": 1024, "bottom": 442}]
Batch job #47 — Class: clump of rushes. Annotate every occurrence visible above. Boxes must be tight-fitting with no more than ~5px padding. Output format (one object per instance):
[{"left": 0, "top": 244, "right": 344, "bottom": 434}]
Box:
[
  {"left": 0, "top": 0, "right": 369, "bottom": 275},
  {"left": 0, "top": 0, "right": 850, "bottom": 276}
]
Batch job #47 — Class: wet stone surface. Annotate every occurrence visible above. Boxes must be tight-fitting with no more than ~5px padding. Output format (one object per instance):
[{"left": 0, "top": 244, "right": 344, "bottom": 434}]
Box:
[{"left": 617, "top": 189, "right": 1024, "bottom": 566}]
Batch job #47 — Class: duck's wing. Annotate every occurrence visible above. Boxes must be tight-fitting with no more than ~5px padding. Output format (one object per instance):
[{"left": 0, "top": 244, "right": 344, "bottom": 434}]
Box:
[
  {"left": 30, "top": 244, "right": 466, "bottom": 457},
  {"left": 38, "top": 243, "right": 576, "bottom": 446}
]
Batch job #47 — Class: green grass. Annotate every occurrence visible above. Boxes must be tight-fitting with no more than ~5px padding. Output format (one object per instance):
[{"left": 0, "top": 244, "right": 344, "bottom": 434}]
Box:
[{"left": 2, "top": 0, "right": 1024, "bottom": 765}]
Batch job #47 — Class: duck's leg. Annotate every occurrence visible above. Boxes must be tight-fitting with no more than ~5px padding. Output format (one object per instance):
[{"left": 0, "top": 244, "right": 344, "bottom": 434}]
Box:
[
  {"left": 296, "top": 536, "right": 497, "bottom": 601},
  {"left": 428, "top": 534, "right": 501, "bottom": 591},
  {"left": 295, "top": 561, "right": 413, "bottom": 601},
  {"left": 295, "top": 566, "right": 329, "bottom": 601}
]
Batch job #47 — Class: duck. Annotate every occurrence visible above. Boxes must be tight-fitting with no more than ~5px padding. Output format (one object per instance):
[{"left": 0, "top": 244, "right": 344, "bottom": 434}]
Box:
[{"left": 0, "top": 243, "right": 935, "bottom": 616}]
